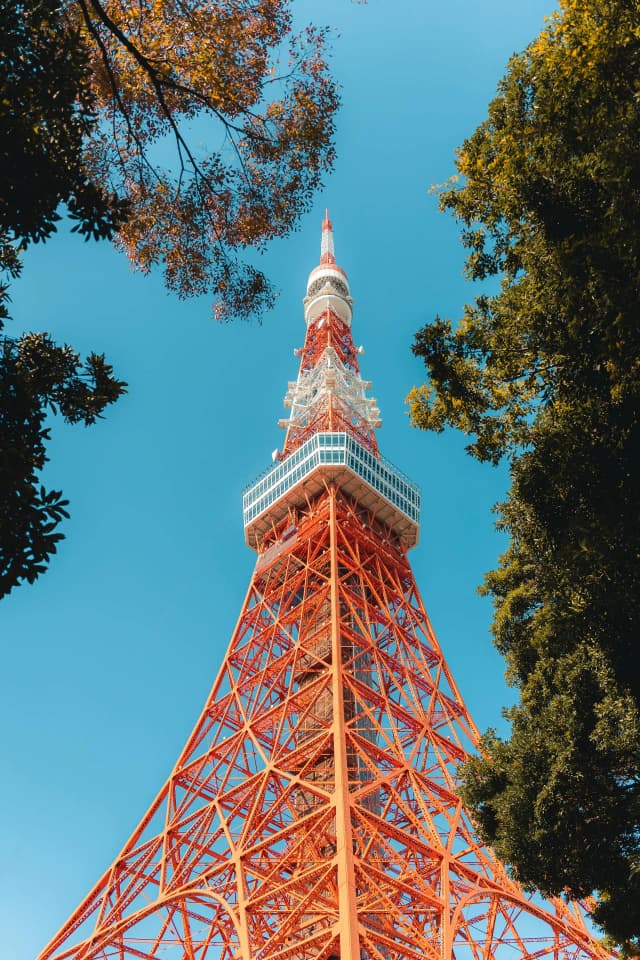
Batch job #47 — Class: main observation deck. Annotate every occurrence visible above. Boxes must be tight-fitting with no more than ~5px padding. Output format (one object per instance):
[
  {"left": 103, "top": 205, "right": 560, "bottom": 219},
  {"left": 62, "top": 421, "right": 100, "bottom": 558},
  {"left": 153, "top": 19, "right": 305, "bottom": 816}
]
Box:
[{"left": 243, "top": 432, "right": 420, "bottom": 551}]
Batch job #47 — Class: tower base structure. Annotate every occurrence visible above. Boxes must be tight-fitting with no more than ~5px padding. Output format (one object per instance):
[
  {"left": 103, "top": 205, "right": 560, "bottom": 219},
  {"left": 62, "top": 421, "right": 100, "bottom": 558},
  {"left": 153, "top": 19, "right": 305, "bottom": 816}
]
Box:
[{"left": 38, "top": 487, "right": 608, "bottom": 960}]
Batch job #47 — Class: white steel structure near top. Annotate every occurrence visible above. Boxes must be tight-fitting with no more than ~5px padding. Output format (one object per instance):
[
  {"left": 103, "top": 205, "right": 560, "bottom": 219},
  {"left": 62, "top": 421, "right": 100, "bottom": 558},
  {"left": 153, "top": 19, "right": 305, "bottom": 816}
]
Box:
[{"left": 243, "top": 212, "right": 421, "bottom": 552}]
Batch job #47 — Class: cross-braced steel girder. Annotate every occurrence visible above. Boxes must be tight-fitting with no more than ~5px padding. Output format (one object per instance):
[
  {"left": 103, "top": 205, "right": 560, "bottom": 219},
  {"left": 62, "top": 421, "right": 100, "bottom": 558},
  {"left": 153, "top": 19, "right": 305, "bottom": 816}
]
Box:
[{"left": 38, "top": 487, "right": 610, "bottom": 960}]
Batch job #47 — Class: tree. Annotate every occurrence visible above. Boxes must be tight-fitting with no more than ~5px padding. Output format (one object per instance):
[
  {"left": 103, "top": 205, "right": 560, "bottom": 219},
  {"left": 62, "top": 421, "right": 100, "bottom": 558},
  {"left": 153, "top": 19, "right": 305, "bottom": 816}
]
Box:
[
  {"left": 409, "top": 0, "right": 640, "bottom": 949},
  {"left": 71, "top": 0, "right": 338, "bottom": 320},
  {"left": 1, "top": 0, "right": 128, "bottom": 251},
  {"left": 1, "top": 0, "right": 127, "bottom": 599},
  {"left": 0, "top": 332, "right": 126, "bottom": 600},
  {"left": 0, "top": 0, "right": 337, "bottom": 595}
]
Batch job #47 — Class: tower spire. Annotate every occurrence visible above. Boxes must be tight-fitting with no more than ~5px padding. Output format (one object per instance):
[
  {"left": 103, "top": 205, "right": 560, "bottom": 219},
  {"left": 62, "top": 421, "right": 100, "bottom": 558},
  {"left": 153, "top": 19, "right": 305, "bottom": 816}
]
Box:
[{"left": 278, "top": 211, "right": 381, "bottom": 463}]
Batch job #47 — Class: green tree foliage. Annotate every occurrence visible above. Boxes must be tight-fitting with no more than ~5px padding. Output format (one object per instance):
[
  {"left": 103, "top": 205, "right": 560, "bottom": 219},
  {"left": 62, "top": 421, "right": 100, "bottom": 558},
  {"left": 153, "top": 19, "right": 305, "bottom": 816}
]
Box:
[
  {"left": 0, "top": 333, "right": 125, "bottom": 600},
  {"left": 0, "top": 0, "right": 127, "bottom": 249},
  {"left": 0, "top": 0, "right": 127, "bottom": 597},
  {"left": 409, "top": 1, "right": 640, "bottom": 948},
  {"left": 1, "top": 0, "right": 337, "bottom": 593}
]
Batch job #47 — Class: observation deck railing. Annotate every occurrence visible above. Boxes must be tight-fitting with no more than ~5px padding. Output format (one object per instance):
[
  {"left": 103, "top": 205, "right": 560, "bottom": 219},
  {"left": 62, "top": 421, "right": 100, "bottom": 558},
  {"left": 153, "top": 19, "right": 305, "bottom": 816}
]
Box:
[{"left": 243, "top": 432, "right": 420, "bottom": 551}]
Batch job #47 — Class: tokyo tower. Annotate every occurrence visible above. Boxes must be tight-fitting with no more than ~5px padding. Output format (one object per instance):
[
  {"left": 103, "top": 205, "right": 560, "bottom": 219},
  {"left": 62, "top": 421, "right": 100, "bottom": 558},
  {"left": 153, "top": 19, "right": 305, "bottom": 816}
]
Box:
[{"left": 38, "top": 214, "right": 611, "bottom": 960}]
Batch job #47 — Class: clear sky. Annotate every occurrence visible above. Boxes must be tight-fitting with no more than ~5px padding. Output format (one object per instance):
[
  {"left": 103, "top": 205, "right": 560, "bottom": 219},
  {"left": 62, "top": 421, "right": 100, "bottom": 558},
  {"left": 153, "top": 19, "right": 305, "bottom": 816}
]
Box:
[{"left": 2, "top": 2, "right": 554, "bottom": 956}]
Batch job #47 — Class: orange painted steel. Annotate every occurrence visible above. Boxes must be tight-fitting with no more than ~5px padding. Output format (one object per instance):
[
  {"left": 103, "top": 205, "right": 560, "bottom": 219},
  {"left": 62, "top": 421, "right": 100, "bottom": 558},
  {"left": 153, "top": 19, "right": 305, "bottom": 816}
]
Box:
[
  {"left": 38, "top": 488, "right": 610, "bottom": 960},
  {"left": 38, "top": 220, "right": 613, "bottom": 960}
]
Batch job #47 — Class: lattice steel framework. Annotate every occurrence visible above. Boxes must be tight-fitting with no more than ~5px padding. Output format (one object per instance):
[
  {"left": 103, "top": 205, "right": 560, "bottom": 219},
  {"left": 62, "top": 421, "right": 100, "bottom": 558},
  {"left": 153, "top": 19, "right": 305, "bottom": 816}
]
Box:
[{"left": 38, "top": 215, "right": 611, "bottom": 960}]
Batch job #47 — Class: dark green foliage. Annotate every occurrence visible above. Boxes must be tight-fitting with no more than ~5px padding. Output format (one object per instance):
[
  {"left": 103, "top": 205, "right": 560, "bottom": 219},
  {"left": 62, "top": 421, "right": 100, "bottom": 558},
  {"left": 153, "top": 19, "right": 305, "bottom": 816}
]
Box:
[
  {"left": 0, "top": 0, "right": 336, "bottom": 591},
  {"left": 0, "top": 329, "right": 126, "bottom": 599},
  {"left": 0, "top": 0, "right": 127, "bottom": 247},
  {"left": 467, "top": 397, "right": 640, "bottom": 948},
  {"left": 410, "top": 1, "right": 640, "bottom": 948},
  {"left": 0, "top": 0, "right": 127, "bottom": 596}
]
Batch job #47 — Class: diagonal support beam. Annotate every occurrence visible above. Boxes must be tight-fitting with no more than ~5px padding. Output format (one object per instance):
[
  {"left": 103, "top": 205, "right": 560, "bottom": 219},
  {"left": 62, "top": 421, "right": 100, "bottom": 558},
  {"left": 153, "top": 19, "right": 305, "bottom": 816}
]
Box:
[{"left": 329, "top": 487, "right": 361, "bottom": 960}]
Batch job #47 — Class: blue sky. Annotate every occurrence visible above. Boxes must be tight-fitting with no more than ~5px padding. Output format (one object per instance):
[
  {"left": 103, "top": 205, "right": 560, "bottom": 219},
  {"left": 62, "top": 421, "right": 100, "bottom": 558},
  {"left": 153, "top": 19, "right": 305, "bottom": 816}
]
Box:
[{"left": 1, "top": 2, "right": 554, "bottom": 956}]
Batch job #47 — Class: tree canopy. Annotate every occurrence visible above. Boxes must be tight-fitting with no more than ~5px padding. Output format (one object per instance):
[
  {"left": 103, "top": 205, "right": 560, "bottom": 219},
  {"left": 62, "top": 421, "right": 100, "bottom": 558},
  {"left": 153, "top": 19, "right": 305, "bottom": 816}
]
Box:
[
  {"left": 409, "top": 0, "right": 640, "bottom": 949},
  {"left": 0, "top": 335, "right": 126, "bottom": 600},
  {"left": 0, "top": 0, "right": 337, "bottom": 595},
  {"left": 1, "top": 0, "right": 127, "bottom": 250},
  {"left": 71, "top": 0, "right": 338, "bottom": 319},
  {"left": 3, "top": 0, "right": 338, "bottom": 319},
  {"left": 1, "top": 0, "right": 128, "bottom": 599}
]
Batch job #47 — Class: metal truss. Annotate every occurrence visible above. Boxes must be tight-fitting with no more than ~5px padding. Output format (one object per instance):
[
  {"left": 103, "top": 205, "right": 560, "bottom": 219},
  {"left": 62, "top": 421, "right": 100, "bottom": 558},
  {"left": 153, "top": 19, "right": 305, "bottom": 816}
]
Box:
[
  {"left": 282, "top": 310, "right": 380, "bottom": 459},
  {"left": 38, "top": 487, "right": 610, "bottom": 960}
]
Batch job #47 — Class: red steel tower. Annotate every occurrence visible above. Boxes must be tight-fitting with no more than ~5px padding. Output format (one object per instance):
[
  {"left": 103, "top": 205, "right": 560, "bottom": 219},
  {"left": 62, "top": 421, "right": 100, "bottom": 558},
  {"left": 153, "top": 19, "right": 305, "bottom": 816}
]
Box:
[{"left": 38, "top": 215, "right": 611, "bottom": 960}]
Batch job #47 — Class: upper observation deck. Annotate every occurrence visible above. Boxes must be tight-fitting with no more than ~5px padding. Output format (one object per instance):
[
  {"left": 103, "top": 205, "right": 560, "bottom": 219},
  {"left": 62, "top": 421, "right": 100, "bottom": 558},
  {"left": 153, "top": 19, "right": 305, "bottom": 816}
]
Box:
[{"left": 243, "top": 432, "right": 420, "bottom": 551}]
